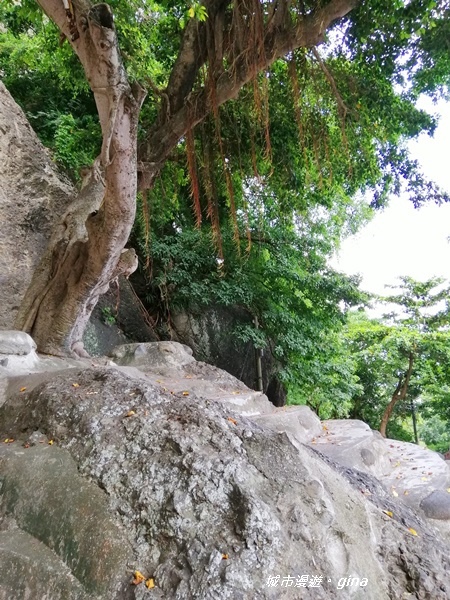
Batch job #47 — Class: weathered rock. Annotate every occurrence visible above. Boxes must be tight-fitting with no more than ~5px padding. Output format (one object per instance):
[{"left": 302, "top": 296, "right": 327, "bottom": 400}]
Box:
[
  {"left": 253, "top": 405, "right": 322, "bottom": 446},
  {"left": 0, "top": 331, "right": 36, "bottom": 355},
  {"left": 0, "top": 443, "right": 134, "bottom": 599},
  {"left": 310, "top": 419, "right": 392, "bottom": 478},
  {"left": 111, "top": 340, "right": 195, "bottom": 371},
  {"left": 420, "top": 490, "right": 450, "bottom": 520},
  {"left": 112, "top": 341, "right": 275, "bottom": 417},
  {"left": 171, "top": 307, "right": 285, "bottom": 405},
  {"left": 1, "top": 366, "right": 450, "bottom": 599},
  {"left": 0, "top": 529, "right": 89, "bottom": 600},
  {"left": 0, "top": 330, "right": 41, "bottom": 372},
  {"left": 0, "top": 82, "right": 75, "bottom": 329}
]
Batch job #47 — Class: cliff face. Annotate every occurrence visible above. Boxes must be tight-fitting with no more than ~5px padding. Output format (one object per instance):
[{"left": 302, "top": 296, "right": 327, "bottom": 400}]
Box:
[{"left": 0, "top": 82, "right": 75, "bottom": 329}]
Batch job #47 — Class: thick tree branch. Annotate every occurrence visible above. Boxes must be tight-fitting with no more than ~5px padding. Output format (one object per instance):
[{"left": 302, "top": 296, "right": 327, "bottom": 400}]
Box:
[
  {"left": 164, "top": 19, "right": 207, "bottom": 120},
  {"left": 142, "top": 0, "right": 360, "bottom": 174}
]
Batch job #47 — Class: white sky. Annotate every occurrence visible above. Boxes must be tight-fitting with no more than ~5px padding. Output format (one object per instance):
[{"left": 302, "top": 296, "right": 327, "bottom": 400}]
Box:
[{"left": 331, "top": 98, "right": 450, "bottom": 295}]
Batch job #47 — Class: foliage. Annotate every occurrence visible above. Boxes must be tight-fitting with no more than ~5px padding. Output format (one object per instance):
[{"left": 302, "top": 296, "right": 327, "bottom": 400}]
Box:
[
  {"left": 418, "top": 415, "right": 450, "bottom": 453},
  {"left": 132, "top": 197, "right": 366, "bottom": 412},
  {"left": 345, "top": 277, "right": 450, "bottom": 440},
  {"left": 101, "top": 307, "right": 117, "bottom": 326}
]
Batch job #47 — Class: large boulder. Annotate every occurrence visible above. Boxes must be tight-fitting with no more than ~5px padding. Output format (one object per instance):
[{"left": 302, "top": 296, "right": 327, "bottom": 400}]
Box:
[
  {"left": 0, "top": 81, "right": 75, "bottom": 329},
  {"left": 1, "top": 361, "right": 450, "bottom": 599}
]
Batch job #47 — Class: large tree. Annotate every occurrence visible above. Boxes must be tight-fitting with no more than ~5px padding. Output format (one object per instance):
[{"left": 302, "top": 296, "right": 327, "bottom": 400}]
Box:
[{"left": 3, "top": 0, "right": 449, "bottom": 356}]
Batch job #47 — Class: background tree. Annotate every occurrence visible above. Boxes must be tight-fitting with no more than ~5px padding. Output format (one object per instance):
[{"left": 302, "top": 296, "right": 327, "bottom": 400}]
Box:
[
  {"left": 1, "top": 0, "right": 449, "bottom": 357},
  {"left": 345, "top": 277, "right": 450, "bottom": 439}
]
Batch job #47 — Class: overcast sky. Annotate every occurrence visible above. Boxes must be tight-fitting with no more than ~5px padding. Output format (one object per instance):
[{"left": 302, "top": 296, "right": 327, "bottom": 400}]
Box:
[{"left": 331, "top": 98, "right": 450, "bottom": 295}]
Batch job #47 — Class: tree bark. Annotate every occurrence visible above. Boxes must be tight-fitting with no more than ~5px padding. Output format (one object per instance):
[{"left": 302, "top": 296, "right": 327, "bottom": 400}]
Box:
[
  {"left": 15, "top": 0, "right": 146, "bottom": 356},
  {"left": 379, "top": 352, "right": 414, "bottom": 438}
]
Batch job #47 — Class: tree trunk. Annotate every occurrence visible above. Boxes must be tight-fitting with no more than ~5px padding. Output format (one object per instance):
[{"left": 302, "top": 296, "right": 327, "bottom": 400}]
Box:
[
  {"left": 379, "top": 352, "right": 414, "bottom": 438},
  {"left": 15, "top": 0, "right": 146, "bottom": 356}
]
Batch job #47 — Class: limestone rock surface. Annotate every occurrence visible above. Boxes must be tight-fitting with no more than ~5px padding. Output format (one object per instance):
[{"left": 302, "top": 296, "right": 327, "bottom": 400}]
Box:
[
  {"left": 1, "top": 343, "right": 450, "bottom": 599},
  {"left": 0, "top": 82, "right": 75, "bottom": 329}
]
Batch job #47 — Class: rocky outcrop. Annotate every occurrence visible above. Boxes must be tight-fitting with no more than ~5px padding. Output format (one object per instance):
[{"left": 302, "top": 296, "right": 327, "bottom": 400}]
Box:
[
  {"left": 0, "top": 335, "right": 450, "bottom": 599},
  {"left": 0, "top": 81, "right": 75, "bottom": 329},
  {"left": 171, "top": 307, "right": 286, "bottom": 406}
]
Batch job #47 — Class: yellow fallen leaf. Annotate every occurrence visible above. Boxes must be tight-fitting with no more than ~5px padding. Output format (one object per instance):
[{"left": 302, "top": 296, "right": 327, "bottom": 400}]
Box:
[
  {"left": 125, "top": 410, "right": 136, "bottom": 417},
  {"left": 408, "top": 527, "right": 418, "bottom": 536},
  {"left": 145, "top": 578, "right": 155, "bottom": 589},
  {"left": 132, "top": 571, "right": 145, "bottom": 585},
  {"left": 182, "top": 391, "right": 189, "bottom": 396},
  {"left": 72, "top": 383, "right": 80, "bottom": 388},
  {"left": 392, "top": 490, "right": 399, "bottom": 497},
  {"left": 404, "top": 491, "right": 409, "bottom": 496},
  {"left": 48, "top": 440, "right": 54, "bottom": 445},
  {"left": 421, "top": 477, "right": 428, "bottom": 482},
  {"left": 19, "top": 387, "right": 27, "bottom": 392},
  {"left": 222, "top": 553, "right": 229, "bottom": 560},
  {"left": 382, "top": 510, "right": 393, "bottom": 518},
  {"left": 3, "top": 438, "right": 14, "bottom": 444}
]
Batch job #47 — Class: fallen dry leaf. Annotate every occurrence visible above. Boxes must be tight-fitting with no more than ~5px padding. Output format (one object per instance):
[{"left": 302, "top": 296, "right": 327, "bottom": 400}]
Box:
[
  {"left": 131, "top": 571, "right": 145, "bottom": 585},
  {"left": 227, "top": 417, "right": 238, "bottom": 426},
  {"left": 125, "top": 410, "right": 136, "bottom": 417},
  {"left": 404, "top": 491, "right": 409, "bottom": 496},
  {"left": 19, "top": 387, "right": 27, "bottom": 392},
  {"left": 408, "top": 527, "right": 418, "bottom": 536},
  {"left": 382, "top": 510, "right": 394, "bottom": 518},
  {"left": 182, "top": 391, "right": 189, "bottom": 396},
  {"left": 145, "top": 578, "right": 155, "bottom": 589},
  {"left": 72, "top": 383, "right": 80, "bottom": 388},
  {"left": 3, "top": 438, "right": 14, "bottom": 444},
  {"left": 222, "top": 553, "right": 229, "bottom": 560},
  {"left": 48, "top": 440, "right": 54, "bottom": 445},
  {"left": 392, "top": 490, "right": 399, "bottom": 497}
]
